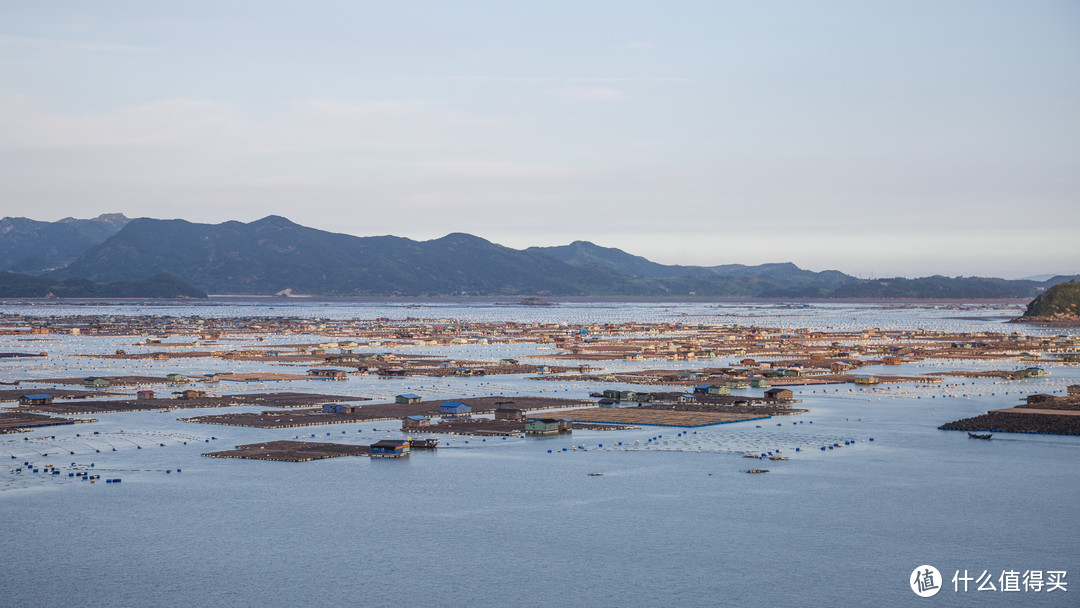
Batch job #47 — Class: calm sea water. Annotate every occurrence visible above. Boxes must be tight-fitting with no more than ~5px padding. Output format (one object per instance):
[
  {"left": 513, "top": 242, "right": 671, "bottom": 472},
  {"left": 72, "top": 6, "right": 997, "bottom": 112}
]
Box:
[{"left": 1, "top": 301, "right": 1076, "bottom": 607}]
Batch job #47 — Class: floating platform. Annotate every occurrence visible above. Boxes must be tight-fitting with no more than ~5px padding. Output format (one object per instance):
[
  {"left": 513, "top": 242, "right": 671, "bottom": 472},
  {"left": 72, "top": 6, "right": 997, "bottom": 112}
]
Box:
[
  {"left": 202, "top": 440, "right": 371, "bottom": 462},
  {"left": 16, "top": 392, "right": 367, "bottom": 415},
  {"left": 0, "top": 412, "right": 98, "bottom": 433},
  {"left": 182, "top": 396, "right": 592, "bottom": 429},
  {"left": 551, "top": 408, "right": 771, "bottom": 428},
  {"left": 0, "top": 388, "right": 123, "bottom": 402},
  {"left": 939, "top": 397, "right": 1080, "bottom": 436}
]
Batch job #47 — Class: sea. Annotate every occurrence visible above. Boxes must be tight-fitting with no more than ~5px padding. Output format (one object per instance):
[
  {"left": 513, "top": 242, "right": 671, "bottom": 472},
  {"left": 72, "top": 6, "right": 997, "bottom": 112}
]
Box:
[{"left": 1, "top": 301, "right": 1077, "bottom": 607}]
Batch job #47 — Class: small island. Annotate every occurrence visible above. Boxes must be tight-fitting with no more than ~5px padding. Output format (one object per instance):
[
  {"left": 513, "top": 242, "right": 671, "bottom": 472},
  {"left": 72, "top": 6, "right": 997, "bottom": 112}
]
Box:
[{"left": 1012, "top": 280, "right": 1080, "bottom": 326}]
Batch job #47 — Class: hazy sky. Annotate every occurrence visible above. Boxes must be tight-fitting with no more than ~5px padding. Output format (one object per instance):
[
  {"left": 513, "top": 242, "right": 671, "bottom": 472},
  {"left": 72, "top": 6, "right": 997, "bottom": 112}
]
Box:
[{"left": 1, "top": 1, "right": 1077, "bottom": 278}]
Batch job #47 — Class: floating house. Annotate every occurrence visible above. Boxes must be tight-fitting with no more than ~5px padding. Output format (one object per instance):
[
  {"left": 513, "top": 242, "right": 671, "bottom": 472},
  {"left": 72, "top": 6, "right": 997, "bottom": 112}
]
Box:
[
  {"left": 726, "top": 379, "right": 750, "bottom": 389},
  {"left": 136, "top": 390, "right": 155, "bottom": 400},
  {"left": 764, "top": 388, "right": 794, "bottom": 401},
  {"left": 324, "top": 354, "right": 359, "bottom": 364},
  {"left": 440, "top": 401, "right": 472, "bottom": 417},
  {"left": 370, "top": 440, "right": 410, "bottom": 458},
  {"left": 602, "top": 389, "right": 638, "bottom": 402},
  {"left": 84, "top": 377, "right": 110, "bottom": 388},
  {"left": 395, "top": 393, "right": 423, "bottom": 404},
  {"left": 165, "top": 373, "right": 188, "bottom": 383},
  {"left": 525, "top": 418, "right": 559, "bottom": 435},
  {"left": 308, "top": 369, "right": 348, "bottom": 380},
  {"left": 494, "top": 407, "right": 524, "bottom": 420},
  {"left": 18, "top": 394, "right": 53, "bottom": 406},
  {"left": 322, "top": 403, "right": 347, "bottom": 413},
  {"left": 401, "top": 415, "right": 431, "bottom": 428},
  {"left": 854, "top": 375, "right": 878, "bottom": 385},
  {"left": 750, "top": 378, "right": 771, "bottom": 388}
]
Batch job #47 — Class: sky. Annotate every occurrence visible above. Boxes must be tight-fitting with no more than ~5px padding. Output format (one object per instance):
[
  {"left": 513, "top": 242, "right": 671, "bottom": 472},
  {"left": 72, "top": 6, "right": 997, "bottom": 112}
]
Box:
[{"left": 0, "top": 0, "right": 1077, "bottom": 279}]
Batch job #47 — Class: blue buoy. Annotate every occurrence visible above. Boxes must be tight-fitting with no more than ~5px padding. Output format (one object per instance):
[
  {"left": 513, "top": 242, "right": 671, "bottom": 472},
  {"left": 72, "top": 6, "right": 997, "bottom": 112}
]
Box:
[{"left": 548, "top": 450, "right": 552, "bottom": 453}]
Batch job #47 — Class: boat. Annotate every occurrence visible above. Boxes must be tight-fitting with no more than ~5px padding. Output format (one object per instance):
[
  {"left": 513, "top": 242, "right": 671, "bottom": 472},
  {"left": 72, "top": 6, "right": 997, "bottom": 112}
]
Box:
[
  {"left": 967, "top": 432, "right": 992, "bottom": 440},
  {"left": 588, "top": 472, "right": 603, "bottom": 476}
]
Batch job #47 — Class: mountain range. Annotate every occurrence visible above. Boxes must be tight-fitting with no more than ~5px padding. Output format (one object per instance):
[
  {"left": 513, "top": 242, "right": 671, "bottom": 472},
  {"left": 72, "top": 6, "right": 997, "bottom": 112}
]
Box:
[{"left": 0, "top": 214, "right": 1074, "bottom": 299}]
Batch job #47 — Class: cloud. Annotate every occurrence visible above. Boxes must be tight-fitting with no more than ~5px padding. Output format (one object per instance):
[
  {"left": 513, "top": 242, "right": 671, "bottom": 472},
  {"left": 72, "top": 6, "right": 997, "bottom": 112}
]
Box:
[
  {"left": 0, "top": 34, "right": 162, "bottom": 54},
  {"left": 0, "top": 95, "right": 496, "bottom": 153},
  {"left": 425, "top": 160, "right": 572, "bottom": 179},
  {"left": 422, "top": 75, "right": 693, "bottom": 85},
  {"left": 552, "top": 86, "right": 624, "bottom": 102}
]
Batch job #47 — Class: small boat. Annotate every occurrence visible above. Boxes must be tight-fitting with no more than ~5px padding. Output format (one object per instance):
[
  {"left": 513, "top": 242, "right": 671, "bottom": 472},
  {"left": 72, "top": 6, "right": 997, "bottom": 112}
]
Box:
[
  {"left": 746, "top": 469, "right": 769, "bottom": 474},
  {"left": 587, "top": 472, "right": 603, "bottom": 476},
  {"left": 967, "top": 432, "right": 992, "bottom": 440}
]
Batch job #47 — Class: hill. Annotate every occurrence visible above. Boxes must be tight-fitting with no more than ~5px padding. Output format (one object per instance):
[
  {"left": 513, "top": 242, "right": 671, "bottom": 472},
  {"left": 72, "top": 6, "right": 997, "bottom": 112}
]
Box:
[
  {"left": 0, "top": 271, "right": 207, "bottom": 299},
  {"left": 0, "top": 213, "right": 129, "bottom": 272},
  {"left": 19, "top": 214, "right": 1073, "bottom": 299},
  {"left": 1020, "top": 280, "right": 1080, "bottom": 320},
  {"left": 530, "top": 241, "right": 857, "bottom": 292},
  {"left": 59, "top": 217, "right": 634, "bottom": 296}
]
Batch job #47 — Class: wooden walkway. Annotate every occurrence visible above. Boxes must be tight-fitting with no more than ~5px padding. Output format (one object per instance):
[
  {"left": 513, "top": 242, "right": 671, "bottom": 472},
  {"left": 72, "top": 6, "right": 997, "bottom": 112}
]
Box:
[{"left": 548, "top": 408, "right": 770, "bottom": 428}]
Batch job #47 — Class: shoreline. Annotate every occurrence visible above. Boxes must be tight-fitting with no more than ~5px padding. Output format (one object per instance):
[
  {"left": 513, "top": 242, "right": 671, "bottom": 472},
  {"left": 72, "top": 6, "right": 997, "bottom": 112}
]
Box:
[{"left": 0, "top": 296, "right": 1032, "bottom": 306}]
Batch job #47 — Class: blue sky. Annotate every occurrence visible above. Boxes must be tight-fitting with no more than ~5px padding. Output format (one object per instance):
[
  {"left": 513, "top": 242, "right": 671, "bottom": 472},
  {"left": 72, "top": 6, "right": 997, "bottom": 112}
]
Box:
[{"left": 1, "top": 1, "right": 1077, "bottom": 278}]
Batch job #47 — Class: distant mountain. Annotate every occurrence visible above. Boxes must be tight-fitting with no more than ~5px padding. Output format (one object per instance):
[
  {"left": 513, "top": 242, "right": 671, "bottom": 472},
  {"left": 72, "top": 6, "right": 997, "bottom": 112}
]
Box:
[
  {"left": 0, "top": 271, "right": 207, "bottom": 299},
  {"left": 529, "top": 241, "right": 698, "bottom": 278},
  {"left": 0, "top": 213, "right": 129, "bottom": 272},
  {"left": 831, "top": 276, "right": 1042, "bottom": 299},
  {"left": 531, "top": 241, "right": 855, "bottom": 286},
  {"left": 59, "top": 216, "right": 634, "bottom": 296},
  {"left": 9, "top": 214, "right": 1069, "bottom": 299},
  {"left": 1021, "top": 280, "right": 1080, "bottom": 319},
  {"left": 530, "top": 241, "right": 857, "bottom": 292}
]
